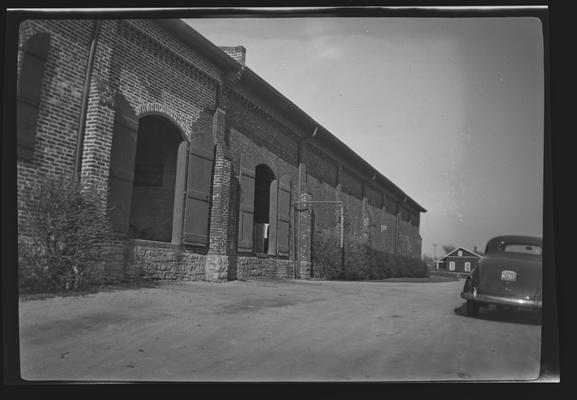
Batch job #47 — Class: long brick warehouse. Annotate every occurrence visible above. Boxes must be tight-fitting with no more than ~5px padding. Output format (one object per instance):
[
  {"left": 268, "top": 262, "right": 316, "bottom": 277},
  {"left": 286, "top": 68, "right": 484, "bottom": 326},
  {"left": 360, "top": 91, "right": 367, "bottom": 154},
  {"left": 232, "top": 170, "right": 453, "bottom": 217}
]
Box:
[{"left": 16, "top": 18, "right": 426, "bottom": 283}]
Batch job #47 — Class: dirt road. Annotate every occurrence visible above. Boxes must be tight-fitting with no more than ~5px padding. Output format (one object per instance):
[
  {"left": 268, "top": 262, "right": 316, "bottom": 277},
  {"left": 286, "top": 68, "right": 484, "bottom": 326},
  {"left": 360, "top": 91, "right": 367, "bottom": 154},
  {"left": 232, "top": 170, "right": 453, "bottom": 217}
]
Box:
[{"left": 19, "top": 279, "right": 541, "bottom": 381}]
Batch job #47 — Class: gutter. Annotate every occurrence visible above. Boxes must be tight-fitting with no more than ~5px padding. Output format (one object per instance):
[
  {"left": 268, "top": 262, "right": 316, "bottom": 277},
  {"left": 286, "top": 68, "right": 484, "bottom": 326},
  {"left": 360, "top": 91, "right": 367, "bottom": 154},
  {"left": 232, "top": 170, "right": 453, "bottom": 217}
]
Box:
[{"left": 74, "top": 20, "right": 102, "bottom": 179}]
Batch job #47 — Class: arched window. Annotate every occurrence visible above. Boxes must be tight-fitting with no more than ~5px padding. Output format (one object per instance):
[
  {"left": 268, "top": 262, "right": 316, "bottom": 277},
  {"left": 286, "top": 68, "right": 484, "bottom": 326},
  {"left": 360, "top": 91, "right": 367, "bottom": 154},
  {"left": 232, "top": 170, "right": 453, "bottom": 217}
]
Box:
[{"left": 17, "top": 33, "right": 51, "bottom": 160}]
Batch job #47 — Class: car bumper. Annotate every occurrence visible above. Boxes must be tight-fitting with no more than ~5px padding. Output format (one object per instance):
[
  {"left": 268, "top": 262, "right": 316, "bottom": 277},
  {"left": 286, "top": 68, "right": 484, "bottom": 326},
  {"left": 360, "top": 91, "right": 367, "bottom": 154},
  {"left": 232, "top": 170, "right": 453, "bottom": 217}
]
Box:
[{"left": 461, "top": 291, "right": 542, "bottom": 310}]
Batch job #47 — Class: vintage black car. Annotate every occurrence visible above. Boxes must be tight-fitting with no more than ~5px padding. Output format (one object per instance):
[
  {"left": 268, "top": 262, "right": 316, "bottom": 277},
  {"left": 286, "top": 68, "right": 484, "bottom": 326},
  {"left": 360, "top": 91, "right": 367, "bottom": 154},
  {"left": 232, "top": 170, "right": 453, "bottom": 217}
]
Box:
[{"left": 460, "top": 235, "right": 542, "bottom": 316}]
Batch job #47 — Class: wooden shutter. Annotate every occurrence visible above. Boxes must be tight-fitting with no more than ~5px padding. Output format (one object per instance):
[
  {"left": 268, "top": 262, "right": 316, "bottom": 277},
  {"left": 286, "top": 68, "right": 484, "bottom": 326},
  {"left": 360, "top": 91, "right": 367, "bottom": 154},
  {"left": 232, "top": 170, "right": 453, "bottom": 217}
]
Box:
[
  {"left": 276, "top": 175, "right": 292, "bottom": 256},
  {"left": 109, "top": 94, "right": 138, "bottom": 233},
  {"left": 182, "top": 135, "right": 214, "bottom": 246},
  {"left": 237, "top": 162, "right": 255, "bottom": 252},
  {"left": 267, "top": 179, "right": 278, "bottom": 255},
  {"left": 17, "top": 33, "right": 51, "bottom": 160}
]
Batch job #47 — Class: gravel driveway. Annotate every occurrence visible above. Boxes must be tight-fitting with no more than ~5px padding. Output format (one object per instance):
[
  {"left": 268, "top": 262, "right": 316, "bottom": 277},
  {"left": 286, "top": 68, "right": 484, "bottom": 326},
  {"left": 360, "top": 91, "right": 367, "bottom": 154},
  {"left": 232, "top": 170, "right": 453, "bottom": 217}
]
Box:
[{"left": 19, "top": 279, "right": 542, "bottom": 382}]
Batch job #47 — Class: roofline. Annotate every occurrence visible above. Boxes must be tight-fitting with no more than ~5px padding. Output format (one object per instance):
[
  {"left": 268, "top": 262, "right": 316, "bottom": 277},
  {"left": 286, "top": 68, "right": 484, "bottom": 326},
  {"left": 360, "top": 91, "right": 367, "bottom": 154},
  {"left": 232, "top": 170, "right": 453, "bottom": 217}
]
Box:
[
  {"left": 240, "top": 67, "right": 427, "bottom": 212},
  {"left": 153, "top": 19, "right": 240, "bottom": 73},
  {"left": 155, "top": 19, "right": 426, "bottom": 213},
  {"left": 435, "top": 247, "right": 483, "bottom": 262}
]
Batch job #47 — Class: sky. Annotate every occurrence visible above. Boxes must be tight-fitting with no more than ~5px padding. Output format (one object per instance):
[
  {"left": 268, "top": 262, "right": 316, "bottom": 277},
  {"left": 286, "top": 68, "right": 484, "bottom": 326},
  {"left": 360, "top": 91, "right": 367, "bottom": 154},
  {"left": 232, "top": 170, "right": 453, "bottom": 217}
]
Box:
[{"left": 184, "top": 13, "right": 544, "bottom": 259}]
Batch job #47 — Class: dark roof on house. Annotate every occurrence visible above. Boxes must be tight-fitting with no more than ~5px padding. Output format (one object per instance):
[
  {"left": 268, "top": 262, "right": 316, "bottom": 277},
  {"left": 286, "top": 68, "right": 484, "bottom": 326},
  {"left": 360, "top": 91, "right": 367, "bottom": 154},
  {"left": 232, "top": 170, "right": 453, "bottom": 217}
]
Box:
[
  {"left": 154, "top": 18, "right": 426, "bottom": 213},
  {"left": 435, "top": 247, "right": 483, "bottom": 262}
]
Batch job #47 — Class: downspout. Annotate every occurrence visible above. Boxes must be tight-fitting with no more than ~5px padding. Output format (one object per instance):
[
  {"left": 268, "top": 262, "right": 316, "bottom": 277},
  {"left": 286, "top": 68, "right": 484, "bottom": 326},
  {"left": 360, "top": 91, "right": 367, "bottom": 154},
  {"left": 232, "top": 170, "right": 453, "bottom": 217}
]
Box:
[
  {"left": 295, "top": 137, "right": 301, "bottom": 279},
  {"left": 295, "top": 126, "right": 318, "bottom": 278},
  {"left": 74, "top": 20, "right": 103, "bottom": 180}
]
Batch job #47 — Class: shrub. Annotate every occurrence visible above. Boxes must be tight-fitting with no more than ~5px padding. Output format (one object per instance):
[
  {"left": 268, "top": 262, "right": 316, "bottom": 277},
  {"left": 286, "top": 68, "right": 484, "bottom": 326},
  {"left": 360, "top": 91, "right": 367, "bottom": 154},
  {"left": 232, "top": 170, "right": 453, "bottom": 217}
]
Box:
[
  {"left": 18, "top": 174, "right": 113, "bottom": 293},
  {"left": 311, "top": 227, "right": 343, "bottom": 280},
  {"left": 311, "top": 227, "right": 429, "bottom": 281}
]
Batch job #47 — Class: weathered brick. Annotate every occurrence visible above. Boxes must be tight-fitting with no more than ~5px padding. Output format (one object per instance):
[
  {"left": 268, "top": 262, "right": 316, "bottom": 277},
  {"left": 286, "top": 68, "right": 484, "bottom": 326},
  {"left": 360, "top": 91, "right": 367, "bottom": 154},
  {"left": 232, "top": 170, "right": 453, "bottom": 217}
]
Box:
[{"left": 17, "top": 18, "right": 424, "bottom": 286}]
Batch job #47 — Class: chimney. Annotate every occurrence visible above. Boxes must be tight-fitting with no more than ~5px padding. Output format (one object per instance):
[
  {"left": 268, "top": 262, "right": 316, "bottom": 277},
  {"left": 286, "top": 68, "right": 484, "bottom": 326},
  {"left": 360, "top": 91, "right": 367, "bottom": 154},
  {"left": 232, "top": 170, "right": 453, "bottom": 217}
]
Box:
[{"left": 219, "top": 46, "right": 246, "bottom": 66}]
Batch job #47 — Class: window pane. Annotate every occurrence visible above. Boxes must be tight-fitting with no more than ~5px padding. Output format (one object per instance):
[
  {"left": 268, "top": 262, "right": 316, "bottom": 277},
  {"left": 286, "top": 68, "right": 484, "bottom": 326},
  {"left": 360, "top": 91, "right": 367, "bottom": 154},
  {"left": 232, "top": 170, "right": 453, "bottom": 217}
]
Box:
[{"left": 503, "top": 244, "right": 542, "bottom": 255}]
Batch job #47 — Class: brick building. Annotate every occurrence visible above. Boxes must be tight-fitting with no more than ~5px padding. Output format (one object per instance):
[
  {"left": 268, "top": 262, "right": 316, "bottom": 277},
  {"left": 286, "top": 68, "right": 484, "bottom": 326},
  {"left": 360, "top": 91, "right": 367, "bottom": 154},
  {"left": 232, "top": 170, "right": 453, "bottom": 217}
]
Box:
[{"left": 16, "top": 18, "right": 426, "bottom": 283}]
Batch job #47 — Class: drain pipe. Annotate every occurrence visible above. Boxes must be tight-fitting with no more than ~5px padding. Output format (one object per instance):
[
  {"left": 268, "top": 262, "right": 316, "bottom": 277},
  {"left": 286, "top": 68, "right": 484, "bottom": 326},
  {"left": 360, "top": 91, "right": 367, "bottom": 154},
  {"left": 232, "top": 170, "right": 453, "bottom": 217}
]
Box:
[
  {"left": 295, "top": 126, "right": 318, "bottom": 278},
  {"left": 74, "top": 20, "right": 103, "bottom": 180}
]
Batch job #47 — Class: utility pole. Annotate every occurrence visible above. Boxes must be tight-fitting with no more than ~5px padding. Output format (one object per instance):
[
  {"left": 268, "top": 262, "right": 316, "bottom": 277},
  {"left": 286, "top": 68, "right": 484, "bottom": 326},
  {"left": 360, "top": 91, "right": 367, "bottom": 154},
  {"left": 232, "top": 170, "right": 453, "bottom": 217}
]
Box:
[{"left": 433, "top": 243, "right": 437, "bottom": 260}]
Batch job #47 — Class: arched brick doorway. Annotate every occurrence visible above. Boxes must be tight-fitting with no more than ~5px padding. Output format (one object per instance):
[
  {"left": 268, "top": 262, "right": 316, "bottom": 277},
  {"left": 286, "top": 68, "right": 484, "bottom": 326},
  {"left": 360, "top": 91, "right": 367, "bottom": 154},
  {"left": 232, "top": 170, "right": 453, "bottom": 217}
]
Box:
[{"left": 128, "top": 114, "right": 185, "bottom": 242}]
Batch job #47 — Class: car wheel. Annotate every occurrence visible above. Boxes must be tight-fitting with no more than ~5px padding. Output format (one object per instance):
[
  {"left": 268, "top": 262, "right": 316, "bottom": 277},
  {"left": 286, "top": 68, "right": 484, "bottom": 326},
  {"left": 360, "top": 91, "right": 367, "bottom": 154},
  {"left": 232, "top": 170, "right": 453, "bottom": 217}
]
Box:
[{"left": 466, "top": 300, "right": 479, "bottom": 317}]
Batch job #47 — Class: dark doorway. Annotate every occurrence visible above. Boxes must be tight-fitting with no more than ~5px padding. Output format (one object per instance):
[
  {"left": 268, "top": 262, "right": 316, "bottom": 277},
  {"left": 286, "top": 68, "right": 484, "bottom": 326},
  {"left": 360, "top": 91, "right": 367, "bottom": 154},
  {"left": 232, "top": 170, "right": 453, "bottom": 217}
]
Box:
[
  {"left": 253, "top": 164, "right": 275, "bottom": 254},
  {"left": 129, "top": 115, "right": 183, "bottom": 242}
]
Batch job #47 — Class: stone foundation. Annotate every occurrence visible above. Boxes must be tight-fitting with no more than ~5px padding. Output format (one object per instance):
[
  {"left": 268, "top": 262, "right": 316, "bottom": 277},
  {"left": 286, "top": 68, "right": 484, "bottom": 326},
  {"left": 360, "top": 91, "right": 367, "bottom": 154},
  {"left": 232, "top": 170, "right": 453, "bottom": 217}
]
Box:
[
  {"left": 205, "top": 254, "right": 229, "bottom": 282},
  {"left": 125, "top": 239, "right": 205, "bottom": 281},
  {"left": 236, "top": 256, "right": 294, "bottom": 280},
  {"left": 82, "top": 241, "right": 295, "bottom": 284},
  {"left": 299, "top": 261, "right": 312, "bottom": 279}
]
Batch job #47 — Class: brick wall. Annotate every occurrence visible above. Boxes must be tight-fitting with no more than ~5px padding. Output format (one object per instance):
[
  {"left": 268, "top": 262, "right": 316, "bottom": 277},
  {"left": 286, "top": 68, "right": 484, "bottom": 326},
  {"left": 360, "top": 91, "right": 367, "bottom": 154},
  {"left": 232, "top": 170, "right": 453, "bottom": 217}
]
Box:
[
  {"left": 365, "top": 183, "right": 383, "bottom": 209},
  {"left": 80, "top": 19, "right": 223, "bottom": 196},
  {"left": 303, "top": 143, "right": 338, "bottom": 187},
  {"left": 306, "top": 176, "right": 342, "bottom": 232},
  {"left": 124, "top": 240, "right": 205, "bottom": 280},
  {"left": 302, "top": 139, "right": 423, "bottom": 259},
  {"left": 208, "top": 143, "right": 232, "bottom": 255},
  {"left": 79, "top": 20, "right": 119, "bottom": 195},
  {"left": 17, "top": 19, "right": 224, "bottom": 285},
  {"left": 236, "top": 256, "right": 294, "bottom": 280},
  {"left": 340, "top": 166, "right": 363, "bottom": 200},
  {"left": 115, "top": 20, "right": 221, "bottom": 141},
  {"left": 397, "top": 219, "right": 422, "bottom": 259},
  {"left": 83, "top": 234, "right": 127, "bottom": 284},
  {"left": 17, "top": 20, "right": 93, "bottom": 231},
  {"left": 226, "top": 90, "right": 300, "bottom": 167},
  {"left": 219, "top": 46, "right": 246, "bottom": 66},
  {"left": 17, "top": 18, "right": 423, "bottom": 285},
  {"left": 226, "top": 124, "right": 299, "bottom": 257}
]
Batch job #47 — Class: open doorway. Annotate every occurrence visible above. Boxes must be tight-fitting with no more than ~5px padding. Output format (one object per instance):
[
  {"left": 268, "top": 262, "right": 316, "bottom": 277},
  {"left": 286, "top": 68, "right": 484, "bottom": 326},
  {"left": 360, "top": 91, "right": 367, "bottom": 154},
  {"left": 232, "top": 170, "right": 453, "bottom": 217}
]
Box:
[
  {"left": 128, "top": 115, "right": 183, "bottom": 242},
  {"left": 253, "top": 164, "right": 275, "bottom": 254}
]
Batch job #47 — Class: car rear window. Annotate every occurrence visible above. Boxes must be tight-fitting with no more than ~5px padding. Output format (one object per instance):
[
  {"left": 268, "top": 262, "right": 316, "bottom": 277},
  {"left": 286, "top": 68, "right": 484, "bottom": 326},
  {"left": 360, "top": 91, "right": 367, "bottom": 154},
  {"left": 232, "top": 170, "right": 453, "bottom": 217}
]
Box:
[{"left": 502, "top": 243, "right": 542, "bottom": 255}]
